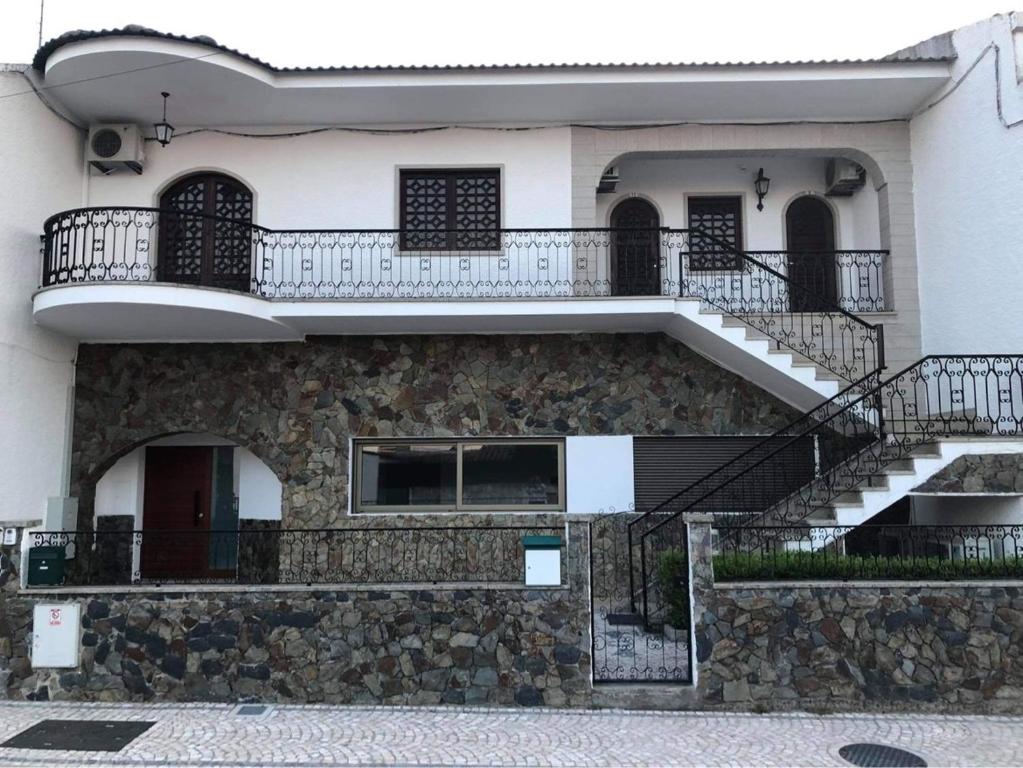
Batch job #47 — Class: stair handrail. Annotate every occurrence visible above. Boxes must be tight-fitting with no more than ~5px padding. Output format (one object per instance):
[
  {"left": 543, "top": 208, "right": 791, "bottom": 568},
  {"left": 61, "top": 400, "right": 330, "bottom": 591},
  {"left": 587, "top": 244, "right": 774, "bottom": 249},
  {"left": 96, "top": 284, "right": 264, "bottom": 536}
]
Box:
[
  {"left": 678, "top": 228, "right": 886, "bottom": 382},
  {"left": 634, "top": 354, "right": 1023, "bottom": 623}
]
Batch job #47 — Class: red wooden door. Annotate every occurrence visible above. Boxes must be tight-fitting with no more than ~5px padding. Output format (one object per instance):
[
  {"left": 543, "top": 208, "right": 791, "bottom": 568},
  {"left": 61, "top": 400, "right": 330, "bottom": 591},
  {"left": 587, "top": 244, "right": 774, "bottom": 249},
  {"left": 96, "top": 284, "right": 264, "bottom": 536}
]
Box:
[{"left": 141, "top": 446, "right": 213, "bottom": 580}]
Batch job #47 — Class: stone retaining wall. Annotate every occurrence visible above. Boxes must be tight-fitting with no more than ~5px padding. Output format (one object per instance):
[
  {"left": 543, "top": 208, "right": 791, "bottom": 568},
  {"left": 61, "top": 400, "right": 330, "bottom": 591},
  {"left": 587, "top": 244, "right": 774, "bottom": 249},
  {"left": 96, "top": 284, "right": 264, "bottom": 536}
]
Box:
[
  {"left": 913, "top": 453, "right": 1023, "bottom": 494},
  {"left": 688, "top": 517, "right": 1023, "bottom": 713},
  {"left": 2, "top": 526, "right": 591, "bottom": 707}
]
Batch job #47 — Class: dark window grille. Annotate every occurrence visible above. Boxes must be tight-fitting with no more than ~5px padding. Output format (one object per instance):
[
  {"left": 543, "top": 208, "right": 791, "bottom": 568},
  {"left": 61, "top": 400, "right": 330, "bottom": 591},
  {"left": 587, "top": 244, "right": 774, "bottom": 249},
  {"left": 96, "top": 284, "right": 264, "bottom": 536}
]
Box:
[
  {"left": 687, "top": 195, "right": 743, "bottom": 271},
  {"left": 400, "top": 169, "right": 500, "bottom": 250}
]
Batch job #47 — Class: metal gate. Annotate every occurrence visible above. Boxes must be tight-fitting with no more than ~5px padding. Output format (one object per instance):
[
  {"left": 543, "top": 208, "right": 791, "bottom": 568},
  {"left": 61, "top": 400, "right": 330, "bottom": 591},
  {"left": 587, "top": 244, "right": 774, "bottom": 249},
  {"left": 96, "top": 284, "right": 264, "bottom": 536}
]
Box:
[{"left": 589, "top": 513, "right": 692, "bottom": 683}]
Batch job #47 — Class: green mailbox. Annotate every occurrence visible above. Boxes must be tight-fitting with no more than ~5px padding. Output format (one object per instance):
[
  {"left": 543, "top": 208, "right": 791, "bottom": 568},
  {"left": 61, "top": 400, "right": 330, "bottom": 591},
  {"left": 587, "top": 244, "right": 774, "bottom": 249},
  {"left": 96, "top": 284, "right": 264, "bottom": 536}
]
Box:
[{"left": 27, "top": 546, "right": 65, "bottom": 587}]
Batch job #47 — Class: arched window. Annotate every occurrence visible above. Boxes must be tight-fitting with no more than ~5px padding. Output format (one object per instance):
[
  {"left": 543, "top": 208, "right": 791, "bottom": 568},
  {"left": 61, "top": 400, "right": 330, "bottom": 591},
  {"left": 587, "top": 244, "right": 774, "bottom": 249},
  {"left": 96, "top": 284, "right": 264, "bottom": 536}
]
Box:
[
  {"left": 158, "top": 173, "right": 253, "bottom": 291},
  {"left": 785, "top": 195, "right": 836, "bottom": 311},
  {"left": 610, "top": 198, "right": 661, "bottom": 296}
]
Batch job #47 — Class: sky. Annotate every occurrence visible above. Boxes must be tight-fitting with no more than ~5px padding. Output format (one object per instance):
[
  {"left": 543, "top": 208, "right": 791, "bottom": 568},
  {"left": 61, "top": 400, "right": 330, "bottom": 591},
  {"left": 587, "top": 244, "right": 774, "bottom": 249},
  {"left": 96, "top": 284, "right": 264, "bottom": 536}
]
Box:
[{"left": 0, "top": 0, "right": 1016, "bottom": 68}]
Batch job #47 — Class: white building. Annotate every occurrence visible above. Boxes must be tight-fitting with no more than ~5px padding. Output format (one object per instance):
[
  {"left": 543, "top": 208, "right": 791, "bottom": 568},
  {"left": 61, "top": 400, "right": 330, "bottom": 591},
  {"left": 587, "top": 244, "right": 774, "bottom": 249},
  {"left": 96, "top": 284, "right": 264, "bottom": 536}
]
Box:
[{"left": 1, "top": 13, "right": 1023, "bottom": 695}]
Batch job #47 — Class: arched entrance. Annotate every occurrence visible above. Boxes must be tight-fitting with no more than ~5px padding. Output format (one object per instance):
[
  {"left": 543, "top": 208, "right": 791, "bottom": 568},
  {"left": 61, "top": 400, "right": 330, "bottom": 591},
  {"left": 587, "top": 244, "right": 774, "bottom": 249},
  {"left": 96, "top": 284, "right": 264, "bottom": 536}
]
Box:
[
  {"left": 158, "top": 172, "right": 254, "bottom": 292},
  {"left": 609, "top": 198, "right": 661, "bottom": 296},
  {"left": 785, "top": 196, "right": 837, "bottom": 311},
  {"left": 95, "top": 434, "right": 283, "bottom": 582}
]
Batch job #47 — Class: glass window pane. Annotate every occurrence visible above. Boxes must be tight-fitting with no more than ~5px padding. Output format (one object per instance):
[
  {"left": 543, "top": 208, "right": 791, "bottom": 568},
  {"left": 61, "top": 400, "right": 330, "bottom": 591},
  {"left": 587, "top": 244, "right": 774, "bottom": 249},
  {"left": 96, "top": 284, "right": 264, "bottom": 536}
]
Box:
[
  {"left": 359, "top": 443, "right": 457, "bottom": 508},
  {"left": 461, "top": 443, "right": 560, "bottom": 507}
]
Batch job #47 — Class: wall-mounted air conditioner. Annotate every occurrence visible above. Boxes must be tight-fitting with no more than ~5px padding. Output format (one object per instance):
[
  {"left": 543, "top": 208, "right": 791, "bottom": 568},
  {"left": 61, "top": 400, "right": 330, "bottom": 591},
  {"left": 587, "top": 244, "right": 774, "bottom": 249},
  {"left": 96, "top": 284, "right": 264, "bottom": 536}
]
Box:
[
  {"left": 824, "top": 158, "right": 866, "bottom": 196},
  {"left": 86, "top": 125, "right": 145, "bottom": 174}
]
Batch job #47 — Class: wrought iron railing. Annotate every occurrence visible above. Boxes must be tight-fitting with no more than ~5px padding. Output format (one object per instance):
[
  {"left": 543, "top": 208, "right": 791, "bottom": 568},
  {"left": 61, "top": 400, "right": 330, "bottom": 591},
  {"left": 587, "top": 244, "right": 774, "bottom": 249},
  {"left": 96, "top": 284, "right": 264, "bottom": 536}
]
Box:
[
  {"left": 26, "top": 525, "right": 564, "bottom": 586},
  {"left": 713, "top": 524, "right": 1023, "bottom": 581},
  {"left": 41, "top": 208, "right": 694, "bottom": 298},
  {"left": 633, "top": 356, "right": 1023, "bottom": 623},
  {"left": 739, "top": 250, "right": 888, "bottom": 313},
  {"left": 42, "top": 207, "right": 886, "bottom": 383},
  {"left": 680, "top": 245, "right": 885, "bottom": 382}
]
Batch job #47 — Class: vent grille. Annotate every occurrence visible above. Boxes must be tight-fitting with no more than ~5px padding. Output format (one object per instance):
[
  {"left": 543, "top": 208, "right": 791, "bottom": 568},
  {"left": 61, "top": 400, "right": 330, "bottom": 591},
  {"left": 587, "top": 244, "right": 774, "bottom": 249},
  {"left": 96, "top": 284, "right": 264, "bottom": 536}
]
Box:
[{"left": 90, "top": 128, "right": 123, "bottom": 158}]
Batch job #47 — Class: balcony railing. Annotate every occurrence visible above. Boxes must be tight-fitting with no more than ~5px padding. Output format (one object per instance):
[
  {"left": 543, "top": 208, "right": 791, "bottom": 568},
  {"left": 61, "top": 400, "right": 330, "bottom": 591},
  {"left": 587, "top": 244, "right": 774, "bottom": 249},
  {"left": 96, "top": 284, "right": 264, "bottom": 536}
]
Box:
[
  {"left": 27, "top": 525, "right": 565, "bottom": 587},
  {"left": 41, "top": 207, "right": 889, "bottom": 309}
]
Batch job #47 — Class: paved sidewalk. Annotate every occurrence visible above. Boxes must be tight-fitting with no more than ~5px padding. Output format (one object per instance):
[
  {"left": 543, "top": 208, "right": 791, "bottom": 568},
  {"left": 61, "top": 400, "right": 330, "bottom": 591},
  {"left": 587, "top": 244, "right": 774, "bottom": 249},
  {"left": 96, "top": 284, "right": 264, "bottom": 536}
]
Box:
[{"left": 0, "top": 702, "right": 1021, "bottom": 767}]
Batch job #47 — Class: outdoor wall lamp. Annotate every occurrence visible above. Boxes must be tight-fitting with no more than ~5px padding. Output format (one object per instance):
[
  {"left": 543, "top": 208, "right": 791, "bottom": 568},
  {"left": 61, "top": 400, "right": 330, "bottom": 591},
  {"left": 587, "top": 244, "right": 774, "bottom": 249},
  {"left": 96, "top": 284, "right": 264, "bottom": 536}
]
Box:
[
  {"left": 754, "top": 167, "right": 770, "bottom": 211},
  {"left": 154, "top": 92, "right": 175, "bottom": 147}
]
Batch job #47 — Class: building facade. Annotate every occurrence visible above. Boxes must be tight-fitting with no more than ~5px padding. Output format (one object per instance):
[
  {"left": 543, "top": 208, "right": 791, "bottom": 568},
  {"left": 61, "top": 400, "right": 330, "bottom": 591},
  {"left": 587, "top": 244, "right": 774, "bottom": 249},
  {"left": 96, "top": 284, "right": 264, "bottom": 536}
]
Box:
[{"left": 2, "top": 14, "right": 1023, "bottom": 708}]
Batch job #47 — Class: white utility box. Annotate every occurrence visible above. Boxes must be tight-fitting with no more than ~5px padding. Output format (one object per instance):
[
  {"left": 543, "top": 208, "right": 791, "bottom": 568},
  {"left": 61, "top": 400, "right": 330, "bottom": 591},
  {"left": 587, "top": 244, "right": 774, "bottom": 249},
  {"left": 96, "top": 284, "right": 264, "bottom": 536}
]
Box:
[
  {"left": 31, "top": 603, "right": 81, "bottom": 668},
  {"left": 523, "top": 535, "right": 562, "bottom": 586}
]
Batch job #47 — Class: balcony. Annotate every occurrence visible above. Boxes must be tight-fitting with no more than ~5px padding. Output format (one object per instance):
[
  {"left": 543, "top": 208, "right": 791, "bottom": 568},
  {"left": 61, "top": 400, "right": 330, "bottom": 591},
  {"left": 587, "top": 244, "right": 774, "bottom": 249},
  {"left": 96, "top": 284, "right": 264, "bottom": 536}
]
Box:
[{"left": 33, "top": 207, "right": 889, "bottom": 384}]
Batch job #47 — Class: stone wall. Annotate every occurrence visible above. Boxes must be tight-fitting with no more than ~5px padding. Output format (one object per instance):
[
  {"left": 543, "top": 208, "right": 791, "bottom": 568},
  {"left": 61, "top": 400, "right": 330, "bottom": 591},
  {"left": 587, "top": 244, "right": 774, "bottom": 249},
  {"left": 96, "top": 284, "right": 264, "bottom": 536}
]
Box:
[
  {"left": 913, "top": 453, "right": 1023, "bottom": 494},
  {"left": 688, "top": 517, "right": 1023, "bottom": 713},
  {"left": 70, "top": 333, "right": 800, "bottom": 529},
  {"left": 2, "top": 525, "right": 591, "bottom": 707}
]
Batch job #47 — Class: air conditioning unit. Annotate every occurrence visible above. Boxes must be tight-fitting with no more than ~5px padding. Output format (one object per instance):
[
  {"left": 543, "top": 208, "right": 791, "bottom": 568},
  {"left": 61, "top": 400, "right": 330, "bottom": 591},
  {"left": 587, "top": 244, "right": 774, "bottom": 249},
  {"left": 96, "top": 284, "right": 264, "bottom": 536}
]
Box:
[
  {"left": 86, "top": 125, "right": 145, "bottom": 174},
  {"left": 596, "top": 166, "right": 620, "bottom": 194},
  {"left": 824, "top": 158, "right": 866, "bottom": 196}
]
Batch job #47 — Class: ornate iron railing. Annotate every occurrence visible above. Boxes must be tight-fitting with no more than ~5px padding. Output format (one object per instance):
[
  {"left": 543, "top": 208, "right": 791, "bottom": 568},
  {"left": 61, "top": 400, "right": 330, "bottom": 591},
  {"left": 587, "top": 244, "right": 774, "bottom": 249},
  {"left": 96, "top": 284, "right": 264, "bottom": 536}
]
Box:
[
  {"left": 680, "top": 245, "right": 885, "bottom": 382},
  {"left": 26, "top": 525, "right": 565, "bottom": 586},
  {"left": 634, "top": 355, "right": 1023, "bottom": 623},
  {"left": 714, "top": 524, "right": 1023, "bottom": 581},
  {"left": 42, "top": 206, "right": 885, "bottom": 383},
  {"left": 589, "top": 513, "right": 691, "bottom": 683},
  {"left": 740, "top": 250, "right": 888, "bottom": 313},
  {"left": 41, "top": 208, "right": 694, "bottom": 299}
]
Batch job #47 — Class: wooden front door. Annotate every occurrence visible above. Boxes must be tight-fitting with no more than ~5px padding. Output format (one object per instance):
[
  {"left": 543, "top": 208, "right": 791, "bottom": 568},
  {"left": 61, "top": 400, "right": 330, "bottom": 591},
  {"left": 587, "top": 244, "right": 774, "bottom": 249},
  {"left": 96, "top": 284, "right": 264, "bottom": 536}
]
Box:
[
  {"left": 610, "top": 198, "right": 661, "bottom": 296},
  {"left": 141, "top": 446, "right": 214, "bottom": 580},
  {"left": 786, "top": 196, "right": 837, "bottom": 312}
]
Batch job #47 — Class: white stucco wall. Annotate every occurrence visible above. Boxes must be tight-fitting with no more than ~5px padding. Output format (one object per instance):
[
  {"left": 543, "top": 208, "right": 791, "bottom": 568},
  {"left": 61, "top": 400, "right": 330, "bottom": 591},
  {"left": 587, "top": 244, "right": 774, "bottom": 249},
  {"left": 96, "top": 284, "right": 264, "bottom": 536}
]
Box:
[
  {"left": 0, "top": 68, "right": 83, "bottom": 524},
  {"left": 911, "top": 494, "right": 1023, "bottom": 525},
  {"left": 911, "top": 13, "right": 1023, "bottom": 354},
  {"left": 84, "top": 127, "right": 573, "bottom": 229},
  {"left": 565, "top": 436, "right": 635, "bottom": 515},
  {"left": 594, "top": 155, "right": 880, "bottom": 251}
]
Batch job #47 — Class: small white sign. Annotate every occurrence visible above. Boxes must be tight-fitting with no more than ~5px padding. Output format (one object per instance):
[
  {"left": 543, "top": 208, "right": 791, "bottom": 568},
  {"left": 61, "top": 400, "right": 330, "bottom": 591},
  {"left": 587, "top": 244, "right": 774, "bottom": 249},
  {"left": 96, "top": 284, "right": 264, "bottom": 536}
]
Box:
[
  {"left": 2, "top": 528, "right": 16, "bottom": 546},
  {"left": 32, "top": 603, "right": 81, "bottom": 668}
]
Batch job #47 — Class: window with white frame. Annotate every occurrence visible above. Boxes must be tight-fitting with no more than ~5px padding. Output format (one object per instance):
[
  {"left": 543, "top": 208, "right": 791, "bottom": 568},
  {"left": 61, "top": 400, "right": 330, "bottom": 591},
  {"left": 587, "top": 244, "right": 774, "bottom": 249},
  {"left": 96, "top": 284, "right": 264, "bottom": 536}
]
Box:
[{"left": 354, "top": 439, "right": 564, "bottom": 512}]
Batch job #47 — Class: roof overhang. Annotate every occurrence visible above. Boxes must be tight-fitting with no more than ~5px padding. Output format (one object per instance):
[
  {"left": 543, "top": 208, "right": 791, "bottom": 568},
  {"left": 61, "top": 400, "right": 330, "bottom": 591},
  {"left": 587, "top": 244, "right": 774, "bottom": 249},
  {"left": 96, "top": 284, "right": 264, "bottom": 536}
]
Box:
[{"left": 38, "top": 32, "right": 953, "bottom": 127}]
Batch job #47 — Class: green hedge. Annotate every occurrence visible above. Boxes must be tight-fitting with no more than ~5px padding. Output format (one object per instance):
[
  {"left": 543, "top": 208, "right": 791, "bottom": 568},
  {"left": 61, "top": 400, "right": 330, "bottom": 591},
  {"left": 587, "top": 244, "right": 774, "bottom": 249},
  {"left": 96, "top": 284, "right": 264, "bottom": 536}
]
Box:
[
  {"left": 657, "top": 547, "right": 1023, "bottom": 588},
  {"left": 656, "top": 549, "right": 690, "bottom": 629},
  {"left": 712, "top": 551, "right": 1023, "bottom": 582}
]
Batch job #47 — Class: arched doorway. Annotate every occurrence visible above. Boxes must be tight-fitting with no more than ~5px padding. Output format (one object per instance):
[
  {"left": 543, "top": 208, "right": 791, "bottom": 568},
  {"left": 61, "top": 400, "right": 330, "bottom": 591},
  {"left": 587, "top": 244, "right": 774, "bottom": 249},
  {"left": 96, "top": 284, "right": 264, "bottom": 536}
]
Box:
[
  {"left": 158, "top": 173, "right": 254, "bottom": 292},
  {"left": 95, "top": 434, "right": 283, "bottom": 582},
  {"left": 610, "top": 198, "right": 661, "bottom": 296},
  {"left": 785, "top": 196, "right": 837, "bottom": 312}
]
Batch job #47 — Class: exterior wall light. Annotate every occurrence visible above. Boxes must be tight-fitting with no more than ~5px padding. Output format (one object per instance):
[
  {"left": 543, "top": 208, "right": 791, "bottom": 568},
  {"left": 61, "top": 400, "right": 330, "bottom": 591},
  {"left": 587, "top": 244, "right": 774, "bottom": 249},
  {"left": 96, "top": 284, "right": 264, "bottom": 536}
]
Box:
[
  {"left": 754, "top": 167, "right": 770, "bottom": 211},
  {"left": 154, "top": 92, "right": 175, "bottom": 147}
]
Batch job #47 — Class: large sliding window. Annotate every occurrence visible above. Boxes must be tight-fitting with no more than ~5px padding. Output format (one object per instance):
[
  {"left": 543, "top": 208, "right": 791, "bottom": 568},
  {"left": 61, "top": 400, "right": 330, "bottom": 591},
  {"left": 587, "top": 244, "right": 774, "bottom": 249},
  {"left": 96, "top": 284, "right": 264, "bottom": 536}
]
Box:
[
  {"left": 399, "top": 168, "right": 501, "bottom": 251},
  {"left": 355, "top": 439, "right": 563, "bottom": 512}
]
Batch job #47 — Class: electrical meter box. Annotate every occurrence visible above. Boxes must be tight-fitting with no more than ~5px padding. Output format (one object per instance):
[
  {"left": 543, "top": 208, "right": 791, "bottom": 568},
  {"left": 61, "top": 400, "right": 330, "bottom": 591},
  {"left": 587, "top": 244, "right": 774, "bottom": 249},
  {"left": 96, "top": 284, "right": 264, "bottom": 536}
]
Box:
[
  {"left": 523, "top": 535, "right": 561, "bottom": 586},
  {"left": 32, "top": 603, "right": 81, "bottom": 668}
]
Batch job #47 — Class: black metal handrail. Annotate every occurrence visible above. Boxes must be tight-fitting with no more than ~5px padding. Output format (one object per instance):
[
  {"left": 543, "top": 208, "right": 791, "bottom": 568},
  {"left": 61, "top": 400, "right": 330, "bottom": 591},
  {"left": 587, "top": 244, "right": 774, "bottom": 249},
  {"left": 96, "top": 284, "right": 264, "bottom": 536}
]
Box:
[
  {"left": 635, "top": 355, "right": 1023, "bottom": 623},
  {"left": 714, "top": 524, "right": 1023, "bottom": 581},
  {"left": 680, "top": 233, "right": 885, "bottom": 382},
  {"left": 27, "top": 525, "right": 565, "bottom": 586},
  {"left": 624, "top": 368, "right": 885, "bottom": 608},
  {"left": 41, "top": 207, "right": 697, "bottom": 299}
]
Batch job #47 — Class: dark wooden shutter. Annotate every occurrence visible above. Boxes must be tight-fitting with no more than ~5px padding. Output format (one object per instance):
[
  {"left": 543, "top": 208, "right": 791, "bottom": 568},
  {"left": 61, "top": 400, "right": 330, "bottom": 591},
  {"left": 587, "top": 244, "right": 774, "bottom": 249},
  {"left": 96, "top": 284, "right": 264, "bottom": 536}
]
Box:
[
  {"left": 687, "top": 196, "right": 743, "bottom": 270},
  {"left": 400, "top": 169, "right": 500, "bottom": 250},
  {"left": 633, "top": 436, "right": 815, "bottom": 512}
]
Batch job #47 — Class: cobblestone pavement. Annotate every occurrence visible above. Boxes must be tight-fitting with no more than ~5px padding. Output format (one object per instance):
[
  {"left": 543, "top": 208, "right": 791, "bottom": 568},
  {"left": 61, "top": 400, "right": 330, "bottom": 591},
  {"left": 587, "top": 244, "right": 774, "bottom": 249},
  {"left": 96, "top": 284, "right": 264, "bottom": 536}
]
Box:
[{"left": 0, "top": 702, "right": 1021, "bottom": 767}]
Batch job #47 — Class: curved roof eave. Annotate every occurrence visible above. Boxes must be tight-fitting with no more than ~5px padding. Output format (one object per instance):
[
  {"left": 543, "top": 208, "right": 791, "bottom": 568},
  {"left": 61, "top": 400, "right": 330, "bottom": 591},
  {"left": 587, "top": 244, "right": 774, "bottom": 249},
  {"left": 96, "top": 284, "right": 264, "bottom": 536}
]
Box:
[{"left": 32, "top": 25, "right": 955, "bottom": 75}]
